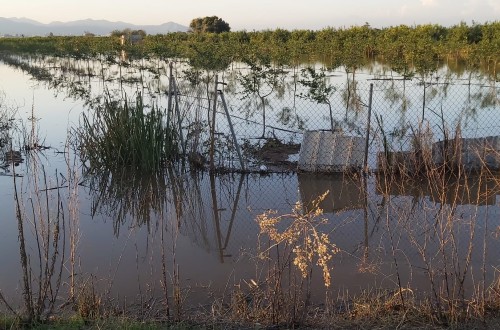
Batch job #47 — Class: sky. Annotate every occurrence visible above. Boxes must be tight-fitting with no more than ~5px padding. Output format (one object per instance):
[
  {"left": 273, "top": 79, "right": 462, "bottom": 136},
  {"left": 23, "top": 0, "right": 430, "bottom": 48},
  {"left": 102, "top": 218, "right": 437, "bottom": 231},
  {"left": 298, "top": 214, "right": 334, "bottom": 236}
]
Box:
[{"left": 2, "top": 0, "right": 499, "bottom": 30}]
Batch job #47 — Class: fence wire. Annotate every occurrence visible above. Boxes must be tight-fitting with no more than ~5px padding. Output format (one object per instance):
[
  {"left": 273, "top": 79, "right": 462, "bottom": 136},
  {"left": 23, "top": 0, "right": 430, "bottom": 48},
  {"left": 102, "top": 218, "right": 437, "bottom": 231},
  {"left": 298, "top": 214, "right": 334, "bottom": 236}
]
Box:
[{"left": 173, "top": 74, "right": 500, "bottom": 173}]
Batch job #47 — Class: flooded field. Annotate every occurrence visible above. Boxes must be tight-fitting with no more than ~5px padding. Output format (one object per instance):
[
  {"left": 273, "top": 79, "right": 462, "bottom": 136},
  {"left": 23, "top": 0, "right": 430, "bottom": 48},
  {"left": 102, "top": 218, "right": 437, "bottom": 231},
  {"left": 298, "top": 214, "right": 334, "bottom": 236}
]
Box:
[{"left": 1, "top": 55, "right": 500, "bottom": 325}]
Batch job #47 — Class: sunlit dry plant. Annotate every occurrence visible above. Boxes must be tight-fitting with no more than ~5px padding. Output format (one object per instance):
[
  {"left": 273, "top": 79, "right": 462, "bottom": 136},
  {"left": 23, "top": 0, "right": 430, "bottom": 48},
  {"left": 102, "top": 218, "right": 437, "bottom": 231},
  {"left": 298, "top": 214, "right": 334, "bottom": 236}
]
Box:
[{"left": 257, "top": 191, "right": 339, "bottom": 287}]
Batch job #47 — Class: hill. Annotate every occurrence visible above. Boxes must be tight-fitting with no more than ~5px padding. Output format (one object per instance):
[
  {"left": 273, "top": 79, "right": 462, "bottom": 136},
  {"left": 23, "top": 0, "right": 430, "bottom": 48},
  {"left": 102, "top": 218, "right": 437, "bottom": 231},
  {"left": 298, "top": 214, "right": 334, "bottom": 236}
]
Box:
[{"left": 0, "top": 17, "right": 188, "bottom": 36}]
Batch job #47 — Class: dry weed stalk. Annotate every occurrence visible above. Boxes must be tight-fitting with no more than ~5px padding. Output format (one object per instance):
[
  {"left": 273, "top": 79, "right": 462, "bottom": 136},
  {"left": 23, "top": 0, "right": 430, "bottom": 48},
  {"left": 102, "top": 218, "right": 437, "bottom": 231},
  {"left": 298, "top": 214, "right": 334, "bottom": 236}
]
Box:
[
  {"left": 213, "top": 192, "right": 339, "bottom": 327},
  {"left": 257, "top": 191, "right": 339, "bottom": 287},
  {"left": 64, "top": 135, "right": 81, "bottom": 302},
  {"left": 11, "top": 151, "right": 66, "bottom": 322},
  {"left": 75, "top": 275, "right": 102, "bottom": 319},
  {"left": 376, "top": 120, "right": 500, "bottom": 325}
]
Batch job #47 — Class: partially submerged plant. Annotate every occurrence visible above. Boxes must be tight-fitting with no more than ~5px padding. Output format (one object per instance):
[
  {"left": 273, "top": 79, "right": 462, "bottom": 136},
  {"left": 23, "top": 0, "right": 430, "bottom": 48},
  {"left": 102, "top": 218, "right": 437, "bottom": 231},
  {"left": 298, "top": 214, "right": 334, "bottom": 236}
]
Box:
[
  {"left": 11, "top": 160, "right": 67, "bottom": 322},
  {"left": 75, "top": 275, "right": 102, "bottom": 320},
  {"left": 376, "top": 119, "right": 435, "bottom": 175},
  {"left": 298, "top": 66, "right": 337, "bottom": 132},
  {"left": 0, "top": 93, "right": 16, "bottom": 158},
  {"left": 238, "top": 54, "right": 287, "bottom": 138},
  {"left": 78, "top": 93, "right": 179, "bottom": 174}
]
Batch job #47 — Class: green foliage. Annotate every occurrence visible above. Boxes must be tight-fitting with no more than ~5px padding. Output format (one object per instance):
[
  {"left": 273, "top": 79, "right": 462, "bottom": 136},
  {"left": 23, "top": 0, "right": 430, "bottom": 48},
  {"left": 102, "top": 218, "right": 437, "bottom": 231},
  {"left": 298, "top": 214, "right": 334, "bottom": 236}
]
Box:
[
  {"left": 111, "top": 28, "right": 147, "bottom": 38},
  {"left": 409, "top": 24, "right": 442, "bottom": 76},
  {"left": 298, "top": 67, "right": 335, "bottom": 105},
  {"left": 238, "top": 54, "right": 287, "bottom": 137},
  {"left": 298, "top": 67, "right": 336, "bottom": 131},
  {"left": 0, "top": 22, "right": 498, "bottom": 78},
  {"left": 189, "top": 16, "right": 230, "bottom": 34},
  {"left": 337, "top": 25, "right": 374, "bottom": 71},
  {"left": 78, "top": 93, "right": 178, "bottom": 175},
  {"left": 5, "top": 316, "right": 176, "bottom": 329},
  {"left": 239, "top": 54, "right": 286, "bottom": 99},
  {"left": 185, "top": 33, "right": 232, "bottom": 71},
  {"left": 378, "top": 25, "right": 413, "bottom": 76}
]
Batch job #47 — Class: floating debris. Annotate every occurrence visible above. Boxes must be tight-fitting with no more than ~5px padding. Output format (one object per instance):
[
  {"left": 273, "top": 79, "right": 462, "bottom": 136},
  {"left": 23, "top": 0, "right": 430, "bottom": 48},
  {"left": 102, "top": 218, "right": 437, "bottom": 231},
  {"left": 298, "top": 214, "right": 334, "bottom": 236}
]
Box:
[
  {"left": 3, "top": 150, "right": 24, "bottom": 166},
  {"left": 24, "top": 143, "right": 50, "bottom": 151}
]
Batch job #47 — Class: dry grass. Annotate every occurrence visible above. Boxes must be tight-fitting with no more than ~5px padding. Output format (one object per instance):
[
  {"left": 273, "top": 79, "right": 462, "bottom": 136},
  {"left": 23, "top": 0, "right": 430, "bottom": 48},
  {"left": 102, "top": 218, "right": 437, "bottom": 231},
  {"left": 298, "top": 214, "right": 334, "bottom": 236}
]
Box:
[
  {"left": 193, "top": 122, "right": 500, "bottom": 328},
  {"left": 4, "top": 101, "right": 500, "bottom": 329}
]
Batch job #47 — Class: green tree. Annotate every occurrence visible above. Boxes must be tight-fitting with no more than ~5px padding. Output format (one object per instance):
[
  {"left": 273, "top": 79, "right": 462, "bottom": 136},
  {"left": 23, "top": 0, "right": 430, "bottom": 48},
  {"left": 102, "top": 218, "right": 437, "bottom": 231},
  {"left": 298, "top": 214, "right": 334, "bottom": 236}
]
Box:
[
  {"left": 314, "top": 28, "right": 343, "bottom": 69},
  {"left": 378, "top": 25, "right": 414, "bottom": 77},
  {"left": 445, "top": 22, "right": 469, "bottom": 62},
  {"left": 298, "top": 67, "right": 336, "bottom": 131},
  {"left": 479, "top": 21, "right": 500, "bottom": 77},
  {"left": 238, "top": 53, "right": 287, "bottom": 138},
  {"left": 110, "top": 29, "right": 146, "bottom": 38},
  {"left": 189, "top": 16, "right": 230, "bottom": 34}
]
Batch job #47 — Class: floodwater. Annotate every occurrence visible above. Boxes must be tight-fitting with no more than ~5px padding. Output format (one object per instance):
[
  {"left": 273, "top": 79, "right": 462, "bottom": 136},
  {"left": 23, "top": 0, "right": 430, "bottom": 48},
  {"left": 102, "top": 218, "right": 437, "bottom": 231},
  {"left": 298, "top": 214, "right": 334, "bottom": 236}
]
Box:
[{"left": 1, "top": 56, "right": 500, "bottom": 312}]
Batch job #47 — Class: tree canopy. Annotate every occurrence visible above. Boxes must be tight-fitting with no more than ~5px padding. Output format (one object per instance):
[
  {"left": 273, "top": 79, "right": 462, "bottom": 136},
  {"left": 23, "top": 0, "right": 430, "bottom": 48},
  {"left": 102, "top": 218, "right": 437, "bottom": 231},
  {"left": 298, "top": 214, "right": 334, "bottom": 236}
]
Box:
[
  {"left": 1, "top": 21, "right": 498, "bottom": 78},
  {"left": 110, "top": 29, "right": 147, "bottom": 38},
  {"left": 189, "top": 16, "right": 230, "bottom": 34}
]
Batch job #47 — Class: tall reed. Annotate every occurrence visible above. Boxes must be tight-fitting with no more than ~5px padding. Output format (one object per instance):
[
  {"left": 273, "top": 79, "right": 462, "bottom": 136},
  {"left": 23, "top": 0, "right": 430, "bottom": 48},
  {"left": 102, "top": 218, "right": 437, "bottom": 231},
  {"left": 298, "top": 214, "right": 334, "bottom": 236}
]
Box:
[
  {"left": 375, "top": 121, "right": 500, "bottom": 326},
  {"left": 11, "top": 155, "right": 66, "bottom": 322},
  {"left": 78, "top": 93, "right": 179, "bottom": 175},
  {"left": 0, "top": 93, "right": 16, "bottom": 154}
]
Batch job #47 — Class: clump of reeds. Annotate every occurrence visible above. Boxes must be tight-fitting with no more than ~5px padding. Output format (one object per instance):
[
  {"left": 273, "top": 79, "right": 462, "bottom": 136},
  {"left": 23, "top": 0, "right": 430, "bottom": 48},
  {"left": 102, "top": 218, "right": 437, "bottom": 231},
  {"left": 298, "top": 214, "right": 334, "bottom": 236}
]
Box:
[
  {"left": 78, "top": 93, "right": 179, "bottom": 175},
  {"left": 0, "top": 93, "right": 16, "bottom": 155},
  {"left": 376, "top": 120, "right": 434, "bottom": 176},
  {"left": 75, "top": 275, "right": 103, "bottom": 320},
  {"left": 76, "top": 92, "right": 184, "bottom": 235}
]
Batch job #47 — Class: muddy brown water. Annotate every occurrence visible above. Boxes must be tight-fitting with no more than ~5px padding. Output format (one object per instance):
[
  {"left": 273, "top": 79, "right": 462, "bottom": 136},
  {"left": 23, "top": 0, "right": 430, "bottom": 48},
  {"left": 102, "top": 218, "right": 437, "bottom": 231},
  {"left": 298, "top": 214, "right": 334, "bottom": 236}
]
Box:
[{"left": 1, "top": 59, "right": 500, "bottom": 312}]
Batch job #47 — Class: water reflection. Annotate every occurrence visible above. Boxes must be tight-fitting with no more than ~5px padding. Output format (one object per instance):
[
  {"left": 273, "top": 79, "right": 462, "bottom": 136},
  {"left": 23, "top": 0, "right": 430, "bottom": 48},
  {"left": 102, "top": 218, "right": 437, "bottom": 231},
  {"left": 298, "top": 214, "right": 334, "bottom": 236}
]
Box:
[
  {"left": 376, "top": 171, "right": 500, "bottom": 206},
  {"left": 2, "top": 54, "right": 498, "bottom": 143},
  {"left": 2, "top": 54, "right": 500, "bottom": 317},
  {"left": 3, "top": 151, "right": 500, "bottom": 313},
  {"left": 298, "top": 172, "right": 364, "bottom": 212},
  {"left": 209, "top": 173, "right": 244, "bottom": 262},
  {"left": 174, "top": 172, "right": 298, "bottom": 261},
  {"left": 85, "top": 165, "right": 173, "bottom": 235}
]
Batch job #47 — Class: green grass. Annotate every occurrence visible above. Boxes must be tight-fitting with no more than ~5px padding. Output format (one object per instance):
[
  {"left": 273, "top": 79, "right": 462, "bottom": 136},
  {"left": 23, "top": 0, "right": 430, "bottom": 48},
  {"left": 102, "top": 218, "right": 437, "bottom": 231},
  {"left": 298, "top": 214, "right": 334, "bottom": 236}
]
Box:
[
  {"left": 78, "top": 93, "right": 179, "bottom": 175},
  {"left": 1, "top": 315, "right": 201, "bottom": 330}
]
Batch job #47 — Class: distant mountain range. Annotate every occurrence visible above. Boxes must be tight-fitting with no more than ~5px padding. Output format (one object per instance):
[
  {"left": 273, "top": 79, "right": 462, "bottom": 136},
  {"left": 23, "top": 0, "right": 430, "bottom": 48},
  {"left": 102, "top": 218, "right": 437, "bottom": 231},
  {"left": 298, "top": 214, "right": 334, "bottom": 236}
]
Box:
[{"left": 0, "top": 17, "right": 189, "bottom": 36}]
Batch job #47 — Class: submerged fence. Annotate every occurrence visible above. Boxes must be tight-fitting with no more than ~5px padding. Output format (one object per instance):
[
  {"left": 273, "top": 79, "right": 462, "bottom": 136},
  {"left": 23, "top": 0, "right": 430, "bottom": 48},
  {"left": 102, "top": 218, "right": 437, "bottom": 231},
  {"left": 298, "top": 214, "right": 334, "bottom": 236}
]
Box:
[
  {"left": 170, "top": 69, "right": 500, "bottom": 173},
  {"left": 1, "top": 54, "right": 498, "bottom": 173},
  {"left": 3, "top": 55, "right": 500, "bottom": 318}
]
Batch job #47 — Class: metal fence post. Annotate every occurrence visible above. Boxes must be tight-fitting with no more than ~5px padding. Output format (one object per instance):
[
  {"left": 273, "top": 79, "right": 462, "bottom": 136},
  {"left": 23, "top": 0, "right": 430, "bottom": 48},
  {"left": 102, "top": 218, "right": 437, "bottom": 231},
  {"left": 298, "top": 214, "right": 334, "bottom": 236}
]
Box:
[
  {"left": 364, "top": 83, "right": 373, "bottom": 174},
  {"left": 209, "top": 75, "right": 218, "bottom": 171},
  {"left": 172, "top": 79, "right": 186, "bottom": 156},
  {"left": 219, "top": 92, "right": 245, "bottom": 171},
  {"left": 167, "top": 62, "right": 173, "bottom": 125},
  {"left": 422, "top": 81, "right": 426, "bottom": 122}
]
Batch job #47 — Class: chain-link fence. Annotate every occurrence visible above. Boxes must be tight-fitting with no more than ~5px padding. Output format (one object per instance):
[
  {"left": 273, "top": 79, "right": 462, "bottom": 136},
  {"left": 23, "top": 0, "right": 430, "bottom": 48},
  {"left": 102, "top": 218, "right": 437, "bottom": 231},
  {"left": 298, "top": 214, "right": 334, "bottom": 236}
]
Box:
[
  {"left": 3, "top": 54, "right": 497, "bottom": 174},
  {"left": 172, "top": 69, "right": 500, "bottom": 173},
  {"left": 2, "top": 55, "right": 500, "bottom": 310}
]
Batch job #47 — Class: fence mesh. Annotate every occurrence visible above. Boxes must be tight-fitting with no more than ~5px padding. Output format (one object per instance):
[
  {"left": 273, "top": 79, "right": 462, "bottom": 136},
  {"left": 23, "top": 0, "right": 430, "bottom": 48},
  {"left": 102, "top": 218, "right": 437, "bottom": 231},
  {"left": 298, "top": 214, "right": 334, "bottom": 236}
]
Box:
[
  {"left": 173, "top": 72, "right": 500, "bottom": 173},
  {"left": 2, "top": 55, "right": 500, "bottom": 306}
]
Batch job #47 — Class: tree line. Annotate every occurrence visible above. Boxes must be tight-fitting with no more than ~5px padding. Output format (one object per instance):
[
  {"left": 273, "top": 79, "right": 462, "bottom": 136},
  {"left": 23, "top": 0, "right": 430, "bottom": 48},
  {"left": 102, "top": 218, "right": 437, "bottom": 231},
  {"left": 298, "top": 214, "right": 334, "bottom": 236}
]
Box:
[{"left": 0, "top": 21, "right": 498, "bottom": 77}]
